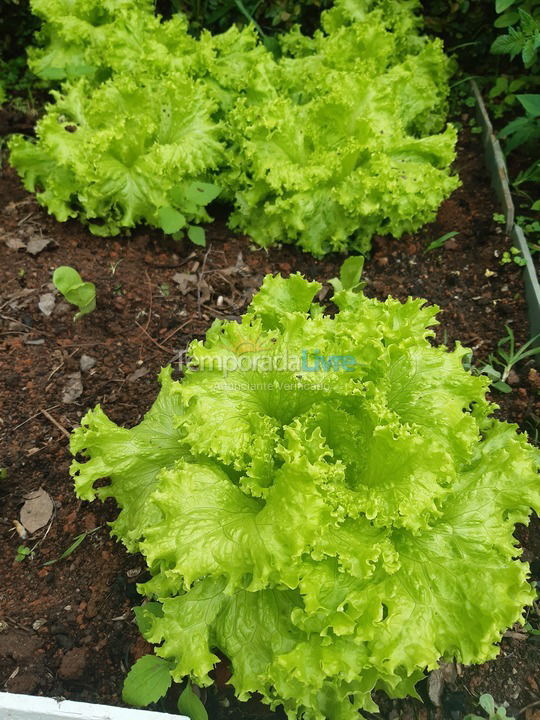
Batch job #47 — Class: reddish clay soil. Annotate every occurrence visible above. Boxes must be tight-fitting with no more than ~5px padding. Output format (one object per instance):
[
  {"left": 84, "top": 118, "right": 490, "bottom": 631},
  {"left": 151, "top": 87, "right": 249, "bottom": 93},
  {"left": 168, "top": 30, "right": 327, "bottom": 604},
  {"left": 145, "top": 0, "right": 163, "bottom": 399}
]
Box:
[{"left": 0, "top": 127, "right": 539, "bottom": 720}]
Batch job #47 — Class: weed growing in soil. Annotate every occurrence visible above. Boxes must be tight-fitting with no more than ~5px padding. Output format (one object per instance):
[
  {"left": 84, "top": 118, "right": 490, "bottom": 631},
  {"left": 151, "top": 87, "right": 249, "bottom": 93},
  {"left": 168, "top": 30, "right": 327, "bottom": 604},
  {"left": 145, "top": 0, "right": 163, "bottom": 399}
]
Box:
[
  {"left": 424, "top": 230, "right": 459, "bottom": 251},
  {"left": 471, "top": 324, "right": 540, "bottom": 392}
]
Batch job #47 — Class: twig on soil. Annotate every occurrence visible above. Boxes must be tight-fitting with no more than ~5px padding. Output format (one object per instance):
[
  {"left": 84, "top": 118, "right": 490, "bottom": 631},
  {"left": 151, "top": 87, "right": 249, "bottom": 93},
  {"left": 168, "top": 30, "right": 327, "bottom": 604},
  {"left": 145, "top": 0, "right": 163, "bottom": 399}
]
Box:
[
  {"left": 47, "top": 348, "right": 79, "bottom": 381},
  {"left": 29, "top": 509, "right": 57, "bottom": 555},
  {"left": 40, "top": 408, "right": 70, "bottom": 439},
  {"left": 0, "top": 314, "right": 54, "bottom": 338},
  {"left": 12, "top": 405, "right": 62, "bottom": 432},
  {"left": 135, "top": 320, "right": 174, "bottom": 354},
  {"left": 4, "top": 617, "right": 33, "bottom": 633},
  {"left": 204, "top": 269, "right": 243, "bottom": 309},
  {"left": 518, "top": 699, "right": 540, "bottom": 716},
  {"left": 200, "top": 303, "right": 238, "bottom": 319},
  {"left": 143, "top": 270, "right": 154, "bottom": 333},
  {"left": 197, "top": 243, "right": 212, "bottom": 318},
  {"left": 17, "top": 212, "right": 35, "bottom": 226},
  {"left": 161, "top": 318, "right": 192, "bottom": 344},
  {"left": 143, "top": 252, "right": 196, "bottom": 269},
  {"left": 0, "top": 289, "right": 36, "bottom": 312},
  {"left": 27, "top": 444, "right": 53, "bottom": 457}
]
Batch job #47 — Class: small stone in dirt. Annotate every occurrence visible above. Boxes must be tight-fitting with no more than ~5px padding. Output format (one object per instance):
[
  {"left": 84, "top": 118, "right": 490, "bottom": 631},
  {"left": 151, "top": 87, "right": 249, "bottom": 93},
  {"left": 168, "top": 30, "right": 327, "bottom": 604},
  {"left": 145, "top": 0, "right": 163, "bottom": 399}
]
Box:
[
  {"left": 26, "top": 236, "right": 52, "bottom": 255},
  {"left": 24, "top": 338, "right": 45, "bottom": 346},
  {"left": 55, "top": 301, "right": 71, "bottom": 316},
  {"left": 127, "top": 366, "right": 150, "bottom": 383},
  {"left": 38, "top": 293, "right": 56, "bottom": 317},
  {"left": 428, "top": 663, "right": 456, "bottom": 707},
  {"left": 507, "top": 369, "right": 520, "bottom": 386},
  {"left": 62, "top": 372, "right": 83, "bottom": 403},
  {"left": 5, "top": 236, "right": 26, "bottom": 250},
  {"left": 6, "top": 670, "right": 41, "bottom": 694},
  {"left": 0, "top": 629, "right": 42, "bottom": 661},
  {"left": 172, "top": 272, "right": 197, "bottom": 294},
  {"left": 56, "top": 633, "right": 75, "bottom": 650},
  {"left": 58, "top": 647, "right": 87, "bottom": 680},
  {"left": 528, "top": 368, "right": 540, "bottom": 389},
  {"left": 32, "top": 618, "right": 47, "bottom": 631},
  {"left": 79, "top": 354, "right": 96, "bottom": 372},
  {"left": 20, "top": 488, "right": 54, "bottom": 534}
]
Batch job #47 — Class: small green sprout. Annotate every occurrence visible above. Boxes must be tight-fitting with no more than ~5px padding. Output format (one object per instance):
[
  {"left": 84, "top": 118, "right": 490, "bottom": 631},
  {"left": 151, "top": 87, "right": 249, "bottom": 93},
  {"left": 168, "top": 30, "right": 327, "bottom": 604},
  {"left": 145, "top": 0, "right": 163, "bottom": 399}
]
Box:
[
  {"left": 500, "top": 247, "right": 527, "bottom": 266},
  {"left": 471, "top": 325, "right": 540, "bottom": 393},
  {"left": 42, "top": 527, "right": 101, "bottom": 567},
  {"left": 15, "top": 545, "right": 33, "bottom": 563},
  {"left": 52, "top": 266, "right": 96, "bottom": 320},
  {"left": 464, "top": 693, "right": 515, "bottom": 720},
  {"left": 425, "top": 231, "right": 459, "bottom": 252}
]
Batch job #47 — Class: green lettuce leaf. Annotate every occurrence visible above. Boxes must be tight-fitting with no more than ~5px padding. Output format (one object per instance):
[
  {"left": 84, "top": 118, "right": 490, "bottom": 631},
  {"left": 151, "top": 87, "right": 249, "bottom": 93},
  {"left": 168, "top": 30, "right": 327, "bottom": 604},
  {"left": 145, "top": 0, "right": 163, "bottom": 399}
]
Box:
[{"left": 70, "top": 366, "right": 185, "bottom": 550}]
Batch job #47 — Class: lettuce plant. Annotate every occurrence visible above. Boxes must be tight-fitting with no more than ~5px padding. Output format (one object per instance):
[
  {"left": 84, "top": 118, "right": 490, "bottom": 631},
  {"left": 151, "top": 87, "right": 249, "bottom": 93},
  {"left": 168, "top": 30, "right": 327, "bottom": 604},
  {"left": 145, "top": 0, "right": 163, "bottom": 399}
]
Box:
[
  {"left": 9, "top": 74, "right": 222, "bottom": 237},
  {"left": 225, "top": 2, "right": 459, "bottom": 255},
  {"left": 10, "top": 0, "right": 459, "bottom": 254},
  {"left": 71, "top": 273, "right": 539, "bottom": 720}
]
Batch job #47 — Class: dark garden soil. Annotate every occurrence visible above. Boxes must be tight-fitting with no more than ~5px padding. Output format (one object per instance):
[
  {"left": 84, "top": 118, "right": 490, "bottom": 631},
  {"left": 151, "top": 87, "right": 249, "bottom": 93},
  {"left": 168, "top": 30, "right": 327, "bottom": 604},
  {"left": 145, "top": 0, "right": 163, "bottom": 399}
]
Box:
[{"left": 0, "top": 125, "right": 539, "bottom": 720}]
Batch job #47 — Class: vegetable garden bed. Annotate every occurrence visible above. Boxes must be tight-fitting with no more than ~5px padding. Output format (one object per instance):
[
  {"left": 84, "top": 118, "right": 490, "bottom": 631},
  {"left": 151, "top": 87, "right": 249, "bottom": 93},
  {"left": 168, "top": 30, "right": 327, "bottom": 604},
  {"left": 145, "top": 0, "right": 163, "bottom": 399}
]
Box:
[{"left": 1, "top": 120, "right": 539, "bottom": 718}]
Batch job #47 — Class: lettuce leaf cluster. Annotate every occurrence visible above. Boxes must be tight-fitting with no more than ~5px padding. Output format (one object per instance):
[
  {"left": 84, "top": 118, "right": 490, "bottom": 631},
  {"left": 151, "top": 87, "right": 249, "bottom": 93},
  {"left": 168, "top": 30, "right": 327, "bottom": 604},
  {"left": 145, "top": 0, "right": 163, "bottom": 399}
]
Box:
[
  {"left": 71, "top": 273, "right": 540, "bottom": 719},
  {"left": 10, "top": 0, "right": 459, "bottom": 255}
]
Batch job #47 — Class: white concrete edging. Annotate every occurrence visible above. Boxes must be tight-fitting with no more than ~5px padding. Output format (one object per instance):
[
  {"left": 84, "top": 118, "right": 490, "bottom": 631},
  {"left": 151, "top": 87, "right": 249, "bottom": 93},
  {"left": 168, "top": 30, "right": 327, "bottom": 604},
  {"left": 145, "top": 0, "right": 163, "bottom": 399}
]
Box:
[{"left": 0, "top": 692, "right": 187, "bottom": 720}]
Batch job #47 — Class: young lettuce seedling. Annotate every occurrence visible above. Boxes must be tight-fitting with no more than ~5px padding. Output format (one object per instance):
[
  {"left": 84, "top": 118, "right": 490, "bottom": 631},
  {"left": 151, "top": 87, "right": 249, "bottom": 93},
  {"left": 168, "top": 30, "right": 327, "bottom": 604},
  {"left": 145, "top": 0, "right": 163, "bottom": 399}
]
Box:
[
  {"left": 52, "top": 266, "right": 96, "bottom": 321},
  {"left": 464, "top": 693, "right": 514, "bottom": 720}
]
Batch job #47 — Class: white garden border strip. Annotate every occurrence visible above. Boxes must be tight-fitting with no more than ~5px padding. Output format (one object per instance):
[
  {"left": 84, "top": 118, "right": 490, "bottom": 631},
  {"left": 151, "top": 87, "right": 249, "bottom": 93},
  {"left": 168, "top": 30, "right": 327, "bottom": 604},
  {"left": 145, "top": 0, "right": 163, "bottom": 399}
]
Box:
[{"left": 0, "top": 693, "right": 187, "bottom": 720}]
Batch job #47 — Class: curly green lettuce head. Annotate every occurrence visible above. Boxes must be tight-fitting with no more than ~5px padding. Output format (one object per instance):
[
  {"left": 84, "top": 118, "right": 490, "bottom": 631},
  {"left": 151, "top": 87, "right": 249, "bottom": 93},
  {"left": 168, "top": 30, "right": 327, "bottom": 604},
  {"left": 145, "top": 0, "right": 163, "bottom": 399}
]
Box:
[
  {"left": 9, "top": 74, "right": 223, "bottom": 235},
  {"left": 27, "top": 0, "right": 196, "bottom": 82},
  {"left": 71, "top": 273, "right": 539, "bottom": 720},
  {"left": 226, "top": 4, "right": 459, "bottom": 256}
]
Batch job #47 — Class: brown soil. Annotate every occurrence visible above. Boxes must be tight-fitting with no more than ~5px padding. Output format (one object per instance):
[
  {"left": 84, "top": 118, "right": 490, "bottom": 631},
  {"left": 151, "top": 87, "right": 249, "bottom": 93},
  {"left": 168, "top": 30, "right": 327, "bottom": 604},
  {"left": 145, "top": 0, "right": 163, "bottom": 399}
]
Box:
[{"left": 0, "top": 127, "right": 539, "bottom": 720}]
